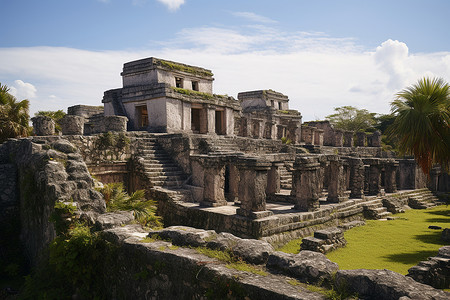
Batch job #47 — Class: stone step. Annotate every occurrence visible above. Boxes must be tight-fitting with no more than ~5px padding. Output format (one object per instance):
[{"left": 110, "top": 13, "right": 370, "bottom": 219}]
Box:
[{"left": 145, "top": 171, "right": 184, "bottom": 177}]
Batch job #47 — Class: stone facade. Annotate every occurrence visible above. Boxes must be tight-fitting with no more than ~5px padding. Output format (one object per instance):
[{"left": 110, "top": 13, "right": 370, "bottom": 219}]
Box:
[{"left": 31, "top": 115, "right": 55, "bottom": 136}]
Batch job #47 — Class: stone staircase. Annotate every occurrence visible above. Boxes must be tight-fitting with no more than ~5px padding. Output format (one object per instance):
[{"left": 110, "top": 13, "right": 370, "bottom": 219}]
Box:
[
  {"left": 279, "top": 162, "right": 293, "bottom": 190},
  {"left": 363, "top": 197, "right": 392, "bottom": 220},
  {"left": 206, "top": 137, "right": 241, "bottom": 154},
  {"left": 406, "top": 189, "right": 442, "bottom": 209},
  {"left": 137, "top": 137, "right": 187, "bottom": 188}
]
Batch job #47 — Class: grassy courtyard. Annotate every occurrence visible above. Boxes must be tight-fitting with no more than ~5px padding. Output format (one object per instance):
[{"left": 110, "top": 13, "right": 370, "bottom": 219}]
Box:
[{"left": 279, "top": 205, "right": 450, "bottom": 275}]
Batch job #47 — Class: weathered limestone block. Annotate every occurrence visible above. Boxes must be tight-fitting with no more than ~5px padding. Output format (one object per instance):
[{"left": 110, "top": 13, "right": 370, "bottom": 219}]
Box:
[
  {"left": 51, "top": 139, "right": 77, "bottom": 153},
  {"left": 301, "top": 227, "right": 347, "bottom": 253},
  {"left": 343, "top": 131, "right": 354, "bottom": 147},
  {"left": 153, "top": 226, "right": 217, "bottom": 247},
  {"left": 60, "top": 115, "right": 85, "bottom": 135},
  {"left": 232, "top": 239, "right": 274, "bottom": 265},
  {"left": 349, "top": 158, "right": 365, "bottom": 199},
  {"left": 335, "top": 269, "right": 449, "bottom": 300},
  {"left": 368, "top": 130, "right": 381, "bottom": 147},
  {"left": 267, "top": 250, "right": 339, "bottom": 285},
  {"left": 104, "top": 116, "right": 128, "bottom": 132},
  {"left": 95, "top": 211, "right": 134, "bottom": 230},
  {"left": 236, "top": 157, "right": 272, "bottom": 218},
  {"left": 327, "top": 156, "right": 348, "bottom": 203},
  {"left": 31, "top": 116, "right": 55, "bottom": 136},
  {"left": 407, "top": 246, "right": 450, "bottom": 289},
  {"left": 355, "top": 131, "right": 366, "bottom": 147},
  {"left": 292, "top": 156, "right": 321, "bottom": 211},
  {"left": 382, "top": 196, "right": 407, "bottom": 214}
]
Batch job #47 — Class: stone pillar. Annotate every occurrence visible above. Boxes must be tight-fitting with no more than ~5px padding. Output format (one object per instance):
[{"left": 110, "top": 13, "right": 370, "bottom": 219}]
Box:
[
  {"left": 292, "top": 156, "right": 321, "bottom": 211},
  {"left": 429, "top": 166, "right": 441, "bottom": 192},
  {"left": 368, "top": 130, "right": 381, "bottom": 147},
  {"left": 31, "top": 116, "right": 55, "bottom": 136},
  {"left": 314, "top": 129, "right": 324, "bottom": 146},
  {"left": 253, "top": 119, "right": 263, "bottom": 139},
  {"left": 349, "top": 158, "right": 365, "bottom": 199},
  {"left": 201, "top": 158, "right": 227, "bottom": 207},
  {"left": 368, "top": 159, "right": 381, "bottom": 196},
  {"left": 327, "top": 156, "right": 348, "bottom": 203},
  {"left": 266, "top": 162, "right": 282, "bottom": 195},
  {"left": 287, "top": 121, "right": 300, "bottom": 144},
  {"left": 384, "top": 159, "right": 399, "bottom": 193},
  {"left": 236, "top": 158, "right": 273, "bottom": 219},
  {"left": 245, "top": 118, "right": 252, "bottom": 137},
  {"left": 343, "top": 131, "right": 354, "bottom": 147},
  {"left": 60, "top": 115, "right": 84, "bottom": 135},
  {"left": 228, "top": 163, "right": 240, "bottom": 203},
  {"left": 356, "top": 132, "right": 366, "bottom": 147},
  {"left": 333, "top": 129, "right": 344, "bottom": 147},
  {"left": 207, "top": 105, "right": 216, "bottom": 134}
]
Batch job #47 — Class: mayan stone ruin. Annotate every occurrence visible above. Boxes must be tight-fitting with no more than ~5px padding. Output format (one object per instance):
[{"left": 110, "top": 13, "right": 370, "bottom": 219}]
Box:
[{"left": 1, "top": 57, "right": 449, "bottom": 299}]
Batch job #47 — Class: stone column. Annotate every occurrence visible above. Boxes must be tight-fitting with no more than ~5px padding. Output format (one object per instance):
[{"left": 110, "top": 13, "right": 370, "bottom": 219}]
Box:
[
  {"left": 327, "top": 156, "right": 348, "bottom": 203},
  {"left": 245, "top": 118, "right": 252, "bottom": 137},
  {"left": 292, "top": 156, "right": 321, "bottom": 212},
  {"left": 228, "top": 163, "right": 240, "bottom": 203},
  {"left": 201, "top": 158, "right": 227, "bottom": 207},
  {"left": 356, "top": 132, "right": 366, "bottom": 147},
  {"left": 31, "top": 116, "right": 55, "bottom": 136},
  {"left": 349, "top": 158, "right": 365, "bottom": 199},
  {"left": 207, "top": 105, "right": 216, "bottom": 134},
  {"left": 236, "top": 158, "right": 273, "bottom": 219},
  {"left": 266, "top": 162, "right": 282, "bottom": 195},
  {"left": 368, "top": 159, "right": 381, "bottom": 196},
  {"left": 60, "top": 115, "right": 84, "bottom": 135},
  {"left": 343, "top": 131, "right": 354, "bottom": 147},
  {"left": 368, "top": 130, "right": 381, "bottom": 147},
  {"left": 384, "top": 159, "right": 399, "bottom": 193},
  {"left": 333, "top": 129, "right": 344, "bottom": 147},
  {"left": 314, "top": 129, "right": 324, "bottom": 146}
]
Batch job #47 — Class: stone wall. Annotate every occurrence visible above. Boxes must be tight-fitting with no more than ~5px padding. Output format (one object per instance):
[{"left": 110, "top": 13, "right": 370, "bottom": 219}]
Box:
[{"left": 0, "top": 138, "right": 106, "bottom": 265}]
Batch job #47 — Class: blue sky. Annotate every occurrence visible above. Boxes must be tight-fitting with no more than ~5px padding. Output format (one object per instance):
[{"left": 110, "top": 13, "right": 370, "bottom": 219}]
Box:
[{"left": 1, "top": 0, "right": 450, "bottom": 120}]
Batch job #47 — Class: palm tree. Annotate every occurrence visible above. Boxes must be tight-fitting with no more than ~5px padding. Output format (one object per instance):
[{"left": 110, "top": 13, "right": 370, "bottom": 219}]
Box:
[
  {"left": 389, "top": 77, "right": 450, "bottom": 175},
  {"left": 0, "top": 83, "right": 31, "bottom": 143}
]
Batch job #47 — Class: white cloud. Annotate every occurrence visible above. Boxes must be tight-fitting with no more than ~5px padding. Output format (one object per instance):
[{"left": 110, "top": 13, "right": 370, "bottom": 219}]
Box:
[
  {"left": 232, "top": 11, "right": 277, "bottom": 24},
  {"left": 9, "top": 80, "right": 37, "bottom": 100},
  {"left": 1, "top": 27, "right": 449, "bottom": 121},
  {"left": 156, "top": 0, "right": 184, "bottom": 11}
]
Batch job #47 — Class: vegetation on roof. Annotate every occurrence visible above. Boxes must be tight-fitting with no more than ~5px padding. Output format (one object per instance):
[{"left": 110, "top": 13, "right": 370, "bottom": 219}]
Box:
[{"left": 158, "top": 59, "right": 213, "bottom": 77}]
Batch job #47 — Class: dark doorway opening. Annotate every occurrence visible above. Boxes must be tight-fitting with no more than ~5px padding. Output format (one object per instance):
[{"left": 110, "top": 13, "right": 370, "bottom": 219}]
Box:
[
  {"left": 215, "top": 110, "right": 225, "bottom": 135},
  {"left": 191, "top": 108, "right": 201, "bottom": 133},
  {"left": 136, "top": 105, "right": 148, "bottom": 129}
]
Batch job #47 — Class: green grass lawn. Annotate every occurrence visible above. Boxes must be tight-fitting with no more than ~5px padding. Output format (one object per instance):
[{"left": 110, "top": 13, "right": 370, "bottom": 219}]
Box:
[{"left": 278, "top": 206, "right": 450, "bottom": 275}]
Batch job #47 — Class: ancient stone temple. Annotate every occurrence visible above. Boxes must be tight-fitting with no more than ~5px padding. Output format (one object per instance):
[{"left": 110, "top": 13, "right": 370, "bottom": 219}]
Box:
[
  {"left": 237, "top": 90, "right": 302, "bottom": 142},
  {"left": 102, "top": 57, "right": 240, "bottom": 134}
]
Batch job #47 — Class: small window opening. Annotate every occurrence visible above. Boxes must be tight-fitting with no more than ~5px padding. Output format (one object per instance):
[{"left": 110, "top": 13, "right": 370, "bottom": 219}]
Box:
[
  {"left": 175, "top": 77, "right": 183, "bottom": 88},
  {"left": 192, "top": 81, "right": 199, "bottom": 91},
  {"left": 271, "top": 100, "right": 274, "bottom": 107},
  {"left": 278, "top": 102, "right": 282, "bottom": 110}
]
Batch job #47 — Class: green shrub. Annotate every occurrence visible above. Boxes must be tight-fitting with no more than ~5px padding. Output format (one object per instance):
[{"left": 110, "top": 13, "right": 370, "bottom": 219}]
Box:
[{"left": 98, "top": 182, "right": 162, "bottom": 228}]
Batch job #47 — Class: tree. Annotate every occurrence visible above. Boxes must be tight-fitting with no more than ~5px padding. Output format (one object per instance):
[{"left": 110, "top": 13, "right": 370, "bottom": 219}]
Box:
[
  {"left": 35, "top": 110, "right": 66, "bottom": 133},
  {"left": 0, "top": 83, "right": 31, "bottom": 143},
  {"left": 325, "top": 106, "right": 377, "bottom": 132},
  {"left": 389, "top": 77, "right": 450, "bottom": 175}
]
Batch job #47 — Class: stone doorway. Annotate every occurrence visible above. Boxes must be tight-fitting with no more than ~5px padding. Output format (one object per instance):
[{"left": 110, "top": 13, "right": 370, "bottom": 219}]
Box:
[
  {"left": 136, "top": 105, "right": 148, "bottom": 129},
  {"left": 191, "top": 108, "right": 201, "bottom": 133},
  {"left": 215, "top": 110, "right": 226, "bottom": 135}
]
